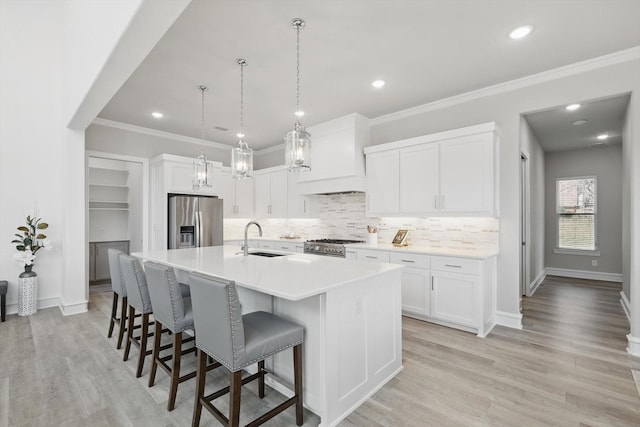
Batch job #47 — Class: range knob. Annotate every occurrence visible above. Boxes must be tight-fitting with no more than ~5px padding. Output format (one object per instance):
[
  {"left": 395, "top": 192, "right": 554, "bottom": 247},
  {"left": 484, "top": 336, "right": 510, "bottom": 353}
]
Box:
[{"left": 315, "top": 245, "right": 320, "bottom": 251}]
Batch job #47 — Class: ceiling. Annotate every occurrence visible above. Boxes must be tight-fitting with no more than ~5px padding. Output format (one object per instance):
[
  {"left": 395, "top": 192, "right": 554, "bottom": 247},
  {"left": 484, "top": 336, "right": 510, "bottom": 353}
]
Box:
[
  {"left": 524, "top": 94, "right": 630, "bottom": 152},
  {"left": 98, "top": 0, "right": 640, "bottom": 151}
]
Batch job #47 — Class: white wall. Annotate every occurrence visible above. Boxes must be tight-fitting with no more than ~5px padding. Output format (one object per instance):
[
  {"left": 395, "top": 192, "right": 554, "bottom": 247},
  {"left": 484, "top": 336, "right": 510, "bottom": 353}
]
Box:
[
  {"left": 544, "top": 147, "right": 623, "bottom": 275},
  {"left": 622, "top": 102, "right": 631, "bottom": 301},
  {"left": 520, "top": 117, "right": 546, "bottom": 291},
  {"left": 86, "top": 123, "right": 230, "bottom": 165}
]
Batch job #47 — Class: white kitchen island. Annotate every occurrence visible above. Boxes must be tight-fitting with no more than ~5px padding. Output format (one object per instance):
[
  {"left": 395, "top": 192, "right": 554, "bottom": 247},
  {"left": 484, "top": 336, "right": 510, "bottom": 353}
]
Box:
[{"left": 133, "top": 245, "right": 403, "bottom": 427}]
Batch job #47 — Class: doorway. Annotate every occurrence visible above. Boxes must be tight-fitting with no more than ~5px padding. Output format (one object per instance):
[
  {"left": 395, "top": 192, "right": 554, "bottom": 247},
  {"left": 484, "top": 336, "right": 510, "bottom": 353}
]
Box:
[
  {"left": 85, "top": 151, "right": 148, "bottom": 296},
  {"left": 520, "top": 152, "right": 530, "bottom": 306}
]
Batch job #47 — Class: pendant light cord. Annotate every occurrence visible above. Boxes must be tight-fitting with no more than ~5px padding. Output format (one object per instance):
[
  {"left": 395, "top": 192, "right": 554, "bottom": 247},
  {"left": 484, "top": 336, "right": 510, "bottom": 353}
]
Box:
[
  {"left": 199, "top": 85, "right": 207, "bottom": 150},
  {"left": 296, "top": 24, "right": 301, "bottom": 115},
  {"left": 240, "top": 61, "right": 245, "bottom": 139}
]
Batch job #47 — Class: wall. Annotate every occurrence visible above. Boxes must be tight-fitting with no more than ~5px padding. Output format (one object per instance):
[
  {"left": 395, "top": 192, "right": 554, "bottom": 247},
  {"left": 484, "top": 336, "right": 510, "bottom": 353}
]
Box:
[
  {"left": 544, "top": 146, "right": 623, "bottom": 275},
  {"left": 520, "top": 117, "right": 546, "bottom": 291},
  {"left": 86, "top": 123, "right": 230, "bottom": 165},
  {"left": 621, "top": 99, "right": 631, "bottom": 301},
  {"left": 224, "top": 192, "right": 499, "bottom": 252}
]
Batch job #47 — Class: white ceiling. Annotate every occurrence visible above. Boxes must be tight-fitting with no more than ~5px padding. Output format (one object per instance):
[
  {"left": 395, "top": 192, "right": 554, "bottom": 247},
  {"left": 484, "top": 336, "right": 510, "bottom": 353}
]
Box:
[{"left": 98, "top": 0, "right": 640, "bottom": 151}]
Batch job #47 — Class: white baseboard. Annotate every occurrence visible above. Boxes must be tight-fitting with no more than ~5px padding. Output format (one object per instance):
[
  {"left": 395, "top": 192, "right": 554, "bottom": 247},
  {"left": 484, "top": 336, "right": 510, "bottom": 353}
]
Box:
[
  {"left": 496, "top": 310, "right": 523, "bottom": 329},
  {"left": 620, "top": 291, "right": 631, "bottom": 322},
  {"left": 627, "top": 334, "right": 640, "bottom": 358},
  {"left": 545, "top": 267, "right": 622, "bottom": 283},
  {"left": 59, "top": 300, "right": 88, "bottom": 316},
  {"left": 528, "top": 269, "right": 546, "bottom": 296},
  {"left": 6, "top": 297, "right": 60, "bottom": 316}
]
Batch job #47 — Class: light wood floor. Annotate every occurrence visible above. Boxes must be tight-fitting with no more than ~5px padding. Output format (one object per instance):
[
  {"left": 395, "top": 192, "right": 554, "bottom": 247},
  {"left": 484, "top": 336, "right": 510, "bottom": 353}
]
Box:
[{"left": 1, "top": 276, "right": 639, "bottom": 426}]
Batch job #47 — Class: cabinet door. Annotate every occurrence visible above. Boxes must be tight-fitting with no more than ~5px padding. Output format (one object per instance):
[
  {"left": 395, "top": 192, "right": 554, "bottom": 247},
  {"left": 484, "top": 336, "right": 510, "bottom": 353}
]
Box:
[
  {"left": 366, "top": 151, "right": 399, "bottom": 215},
  {"left": 235, "top": 176, "right": 254, "bottom": 217},
  {"left": 287, "top": 171, "right": 309, "bottom": 218},
  {"left": 400, "top": 144, "right": 439, "bottom": 214},
  {"left": 430, "top": 271, "right": 477, "bottom": 328},
  {"left": 269, "top": 170, "right": 288, "bottom": 217},
  {"left": 439, "top": 134, "right": 494, "bottom": 214},
  {"left": 219, "top": 170, "right": 236, "bottom": 217},
  {"left": 254, "top": 173, "right": 271, "bottom": 217},
  {"left": 400, "top": 267, "right": 430, "bottom": 316}
]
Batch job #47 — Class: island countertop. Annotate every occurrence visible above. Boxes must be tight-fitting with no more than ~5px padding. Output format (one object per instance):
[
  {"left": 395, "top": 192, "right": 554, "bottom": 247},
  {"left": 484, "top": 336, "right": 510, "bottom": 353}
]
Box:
[{"left": 132, "top": 245, "right": 402, "bottom": 301}]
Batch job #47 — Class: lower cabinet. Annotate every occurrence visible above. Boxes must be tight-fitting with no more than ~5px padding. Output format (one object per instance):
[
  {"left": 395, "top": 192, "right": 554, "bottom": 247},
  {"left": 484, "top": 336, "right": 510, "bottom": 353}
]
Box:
[
  {"left": 89, "top": 240, "right": 130, "bottom": 284},
  {"left": 355, "top": 248, "right": 495, "bottom": 337}
]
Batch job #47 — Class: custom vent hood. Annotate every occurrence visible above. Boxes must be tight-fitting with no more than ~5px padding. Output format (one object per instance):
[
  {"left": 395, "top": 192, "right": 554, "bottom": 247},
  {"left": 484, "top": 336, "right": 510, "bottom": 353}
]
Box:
[{"left": 296, "top": 113, "right": 370, "bottom": 194}]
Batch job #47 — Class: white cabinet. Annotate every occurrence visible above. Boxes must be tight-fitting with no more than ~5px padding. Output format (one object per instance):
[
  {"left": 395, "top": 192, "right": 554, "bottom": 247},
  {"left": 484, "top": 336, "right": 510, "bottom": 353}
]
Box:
[
  {"left": 287, "top": 171, "right": 311, "bottom": 218},
  {"left": 256, "top": 240, "right": 301, "bottom": 253},
  {"left": 220, "top": 168, "right": 254, "bottom": 218},
  {"left": 356, "top": 249, "right": 390, "bottom": 263},
  {"left": 365, "top": 122, "right": 499, "bottom": 217},
  {"left": 389, "top": 253, "right": 430, "bottom": 317},
  {"left": 150, "top": 154, "right": 222, "bottom": 250},
  {"left": 254, "top": 167, "right": 288, "bottom": 217},
  {"left": 365, "top": 151, "right": 398, "bottom": 215}
]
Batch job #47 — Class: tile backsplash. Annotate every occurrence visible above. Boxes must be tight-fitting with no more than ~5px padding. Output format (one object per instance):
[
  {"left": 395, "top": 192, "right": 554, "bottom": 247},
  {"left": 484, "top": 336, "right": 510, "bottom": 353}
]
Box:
[{"left": 224, "top": 192, "right": 498, "bottom": 252}]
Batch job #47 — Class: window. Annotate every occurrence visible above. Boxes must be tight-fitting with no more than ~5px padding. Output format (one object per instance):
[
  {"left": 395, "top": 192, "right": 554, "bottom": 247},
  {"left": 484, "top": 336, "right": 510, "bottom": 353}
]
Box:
[{"left": 556, "top": 176, "right": 597, "bottom": 253}]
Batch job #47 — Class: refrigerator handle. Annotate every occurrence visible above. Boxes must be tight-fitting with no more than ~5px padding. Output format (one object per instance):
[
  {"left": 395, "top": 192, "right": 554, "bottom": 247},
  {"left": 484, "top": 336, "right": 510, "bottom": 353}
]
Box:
[{"left": 194, "top": 205, "right": 200, "bottom": 248}]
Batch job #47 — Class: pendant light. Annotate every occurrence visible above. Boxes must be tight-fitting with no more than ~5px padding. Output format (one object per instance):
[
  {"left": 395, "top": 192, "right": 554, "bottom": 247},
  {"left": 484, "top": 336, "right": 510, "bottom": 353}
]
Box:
[
  {"left": 231, "top": 58, "right": 253, "bottom": 179},
  {"left": 193, "top": 85, "right": 213, "bottom": 189},
  {"left": 284, "top": 18, "right": 311, "bottom": 172}
]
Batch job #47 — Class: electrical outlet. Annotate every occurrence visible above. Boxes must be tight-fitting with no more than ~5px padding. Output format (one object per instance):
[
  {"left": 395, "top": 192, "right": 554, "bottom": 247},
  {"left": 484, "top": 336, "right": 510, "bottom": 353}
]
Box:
[{"left": 592, "top": 260, "right": 597, "bottom": 267}]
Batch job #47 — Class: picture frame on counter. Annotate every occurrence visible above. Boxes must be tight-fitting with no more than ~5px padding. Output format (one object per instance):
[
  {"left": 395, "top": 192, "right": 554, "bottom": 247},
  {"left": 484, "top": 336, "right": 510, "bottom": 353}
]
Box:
[{"left": 392, "top": 229, "right": 409, "bottom": 246}]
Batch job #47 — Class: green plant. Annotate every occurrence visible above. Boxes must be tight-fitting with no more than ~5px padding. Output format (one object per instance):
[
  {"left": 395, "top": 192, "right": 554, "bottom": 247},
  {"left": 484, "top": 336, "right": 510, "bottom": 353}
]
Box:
[{"left": 11, "top": 215, "right": 50, "bottom": 266}]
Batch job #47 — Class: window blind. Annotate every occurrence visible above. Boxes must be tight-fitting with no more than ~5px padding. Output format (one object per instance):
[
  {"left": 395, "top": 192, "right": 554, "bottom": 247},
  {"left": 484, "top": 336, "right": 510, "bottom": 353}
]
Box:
[{"left": 556, "top": 177, "right": 596, "bottom": 251}]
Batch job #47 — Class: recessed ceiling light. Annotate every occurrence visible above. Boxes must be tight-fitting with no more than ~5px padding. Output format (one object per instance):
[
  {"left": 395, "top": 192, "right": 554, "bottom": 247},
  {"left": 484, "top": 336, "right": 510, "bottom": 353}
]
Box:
[
  {"left": 151, "top": 111, "right": 163, "bottom": 118},
  {"left": 236, "top": 132, "right": 245, "bottom": 138},
  {"left": 371, "top": 80, "right": 385, "bottom": 89},
  {"left": 508, "top": 25, "right": 533, "bottom": 40},
  {"left": 565, "top": 104, "right": 581, "bottom": 111},
  {"left": 294, "top": 110, "right": 305, "bottom": 117},
  {"left": 597, "top": 133, "right": 609, "bottom": 140},
  {"left": 572, "top": 119, "right": 588, "bottom": 126}
]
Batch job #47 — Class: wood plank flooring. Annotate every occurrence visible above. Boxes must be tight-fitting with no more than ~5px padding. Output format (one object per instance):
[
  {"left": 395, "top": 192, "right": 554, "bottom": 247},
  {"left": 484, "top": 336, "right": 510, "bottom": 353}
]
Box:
[{"left": 1, "top": 275, "right": 639, "bottom": 426}]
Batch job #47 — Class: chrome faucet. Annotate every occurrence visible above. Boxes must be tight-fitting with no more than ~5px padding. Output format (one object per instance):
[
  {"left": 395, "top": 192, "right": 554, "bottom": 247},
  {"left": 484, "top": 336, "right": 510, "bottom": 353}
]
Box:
[{"left": 243, "top": 221, "right": 262, "bottom": 256}]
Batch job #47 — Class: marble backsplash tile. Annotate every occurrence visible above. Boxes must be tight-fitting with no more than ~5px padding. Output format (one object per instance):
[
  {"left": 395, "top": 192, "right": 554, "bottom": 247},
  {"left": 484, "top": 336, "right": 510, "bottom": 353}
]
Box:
[{"left": 224, "top": 192, "right": 499, "bottom": 252}]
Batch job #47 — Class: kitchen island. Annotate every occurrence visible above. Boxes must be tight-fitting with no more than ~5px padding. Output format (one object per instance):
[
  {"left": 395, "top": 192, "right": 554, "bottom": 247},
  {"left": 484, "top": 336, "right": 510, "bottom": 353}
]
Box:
[{"left": 133, "top": 245, "right": 403, "bottom": 427}]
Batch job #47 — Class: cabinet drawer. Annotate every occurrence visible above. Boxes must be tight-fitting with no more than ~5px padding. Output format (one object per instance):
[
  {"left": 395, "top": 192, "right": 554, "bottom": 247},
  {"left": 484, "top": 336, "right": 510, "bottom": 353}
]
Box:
[
  {"left": 389, "top": 252, "right": 429, "bottom": 269},
  {"left": 356, "top": 249, "right": 390, "bottom": 263},
  {"left": 431, "top": 256, "right": 480, "bottom": 275},
  {"left": 275, "top": 242, "right": 297, "bottom": 253}
]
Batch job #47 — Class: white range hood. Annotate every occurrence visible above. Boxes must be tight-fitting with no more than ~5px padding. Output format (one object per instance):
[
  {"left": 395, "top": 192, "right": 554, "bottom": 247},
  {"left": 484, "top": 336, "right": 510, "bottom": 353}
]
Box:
[{"left": 296, "top": 113, "right": 370, "bottom": 195}]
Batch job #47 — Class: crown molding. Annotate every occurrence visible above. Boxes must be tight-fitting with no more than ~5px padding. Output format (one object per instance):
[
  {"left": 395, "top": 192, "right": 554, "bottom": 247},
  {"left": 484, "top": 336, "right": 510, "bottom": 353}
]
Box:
[
  {"left": 91, "top": 118, "right": 232, "bottom": 151},
  {"left": 371, "top": 46, "right": 640, "bottom": 126}
]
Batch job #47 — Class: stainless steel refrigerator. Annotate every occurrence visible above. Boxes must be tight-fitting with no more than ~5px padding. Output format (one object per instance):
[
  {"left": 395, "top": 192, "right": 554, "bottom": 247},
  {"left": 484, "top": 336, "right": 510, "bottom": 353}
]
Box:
[{"left": 168, "top": 194, "right": 223, "bottom": 249}]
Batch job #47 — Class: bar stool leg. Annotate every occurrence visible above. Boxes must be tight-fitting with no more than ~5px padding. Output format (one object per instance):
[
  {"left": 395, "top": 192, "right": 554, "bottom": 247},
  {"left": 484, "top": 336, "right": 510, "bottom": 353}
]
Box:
[
  {"left": 192, "top": 349, "right": 207, "bottom": 427},
  {"left": 148, "top": 320, "right": 162, "bottom": 387},
  {"left": 123, "top": 305, "right": 136, "bottom": 361},
  {"left": 108, "top": 293, "right": 118, "bottom": 338},
  {"left": 258, "top": 360, "right": 265, "bottom": 398},
  {"left": 117, "top": 296, "right": 128, "bottom": 349},
  {"left": 136, "top": 313, "right": 150, "bottom": 378},
  {"left": 294, "top": 344, "right": 303, "bottom": 426},
  {"left": 229, "top": 370, "right": 243, "bottom": 427},
  {"left": 168, "top": 332, "right": 183, "bottom": 411}
]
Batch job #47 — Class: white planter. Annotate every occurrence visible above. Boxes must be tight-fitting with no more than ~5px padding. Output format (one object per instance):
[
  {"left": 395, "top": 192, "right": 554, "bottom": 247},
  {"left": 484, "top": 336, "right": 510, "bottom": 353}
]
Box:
[{"left": 18, "top": 270, "right": 38, "bottom": 316}]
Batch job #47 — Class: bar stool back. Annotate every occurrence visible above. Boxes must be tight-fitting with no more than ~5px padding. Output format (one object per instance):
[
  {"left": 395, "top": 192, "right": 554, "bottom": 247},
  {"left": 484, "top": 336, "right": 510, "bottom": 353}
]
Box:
[
  {"left": 107, "top": 248, "right": 128, "bottom": 348},
  {"left": 188, "top": 271, "right": 304, "bottom": 427},
  {"left": 119, "top": 254, "right": 154, "bottom": 378}
]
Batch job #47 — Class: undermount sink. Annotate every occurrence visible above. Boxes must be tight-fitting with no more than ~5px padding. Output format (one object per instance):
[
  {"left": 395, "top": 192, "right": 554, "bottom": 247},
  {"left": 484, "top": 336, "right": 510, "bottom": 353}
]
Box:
[{"left": 247, "top": 251, "right": 287, "bottom": 258}]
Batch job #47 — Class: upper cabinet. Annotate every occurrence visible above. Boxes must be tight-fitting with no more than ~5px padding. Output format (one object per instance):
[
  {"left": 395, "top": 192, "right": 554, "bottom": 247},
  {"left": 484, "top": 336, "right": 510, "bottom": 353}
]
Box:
[
  {"left": 365, "top": 122, "right": 500, "bottom": 217},
  {"left": 220, "top": 168, "right": 254, "bottom": 218},
  {"left": 296, "top": 113, "right": 371, "bottom": 194},
  {"left": 254, "top": 167, "right": 288, "bottom": 217}
]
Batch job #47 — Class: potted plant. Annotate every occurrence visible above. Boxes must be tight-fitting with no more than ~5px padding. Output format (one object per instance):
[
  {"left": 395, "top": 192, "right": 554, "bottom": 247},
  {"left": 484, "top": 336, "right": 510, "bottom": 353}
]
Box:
[{"left": 10, "top": 214, "right": 51, "bottom": 316}]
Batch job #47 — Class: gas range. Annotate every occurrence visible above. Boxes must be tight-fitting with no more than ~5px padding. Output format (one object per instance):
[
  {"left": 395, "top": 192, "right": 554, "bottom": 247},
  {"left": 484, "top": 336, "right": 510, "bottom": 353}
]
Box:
[{"left": 303, "top": 239, "right": 364, "bottom": 258}]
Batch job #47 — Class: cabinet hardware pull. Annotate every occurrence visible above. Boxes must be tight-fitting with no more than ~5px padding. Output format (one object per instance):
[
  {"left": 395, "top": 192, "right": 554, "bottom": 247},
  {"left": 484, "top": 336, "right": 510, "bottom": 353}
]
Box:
[
  {"left": 431, "top": 276, "right": 434, "bottom": 291},
  {"left": 445, "top": 264, "right": 462, "bottom": 268},
  {"left": 434, "top": 195, "right": 438, "bottom": 209},
  {"left": 281, "top": 246, "right": 288, "bottom": 249},
  {"left": 303, "top": 199, "right": 306, "bottom": 213},
  {"left": 401, "top": 259, "right": 415, "bottom": 263},
  {"left": 366, "top": 256, "right": 377, "bottom": 259}
]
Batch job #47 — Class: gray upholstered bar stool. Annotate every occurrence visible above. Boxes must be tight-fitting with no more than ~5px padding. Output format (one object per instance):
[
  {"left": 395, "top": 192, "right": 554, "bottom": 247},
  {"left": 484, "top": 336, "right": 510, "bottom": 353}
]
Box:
[
  {"left": 188, "top": 272, "right": 304, "bottom": 427},
  {"left": 145, "top": 262, "right": 218, "bottom": 411},
  {"left": 119, "top": 253, "right": 158, "bottom": 378},
  {"left": 107, "top": 248, "right": 128, "bottom": 348}
]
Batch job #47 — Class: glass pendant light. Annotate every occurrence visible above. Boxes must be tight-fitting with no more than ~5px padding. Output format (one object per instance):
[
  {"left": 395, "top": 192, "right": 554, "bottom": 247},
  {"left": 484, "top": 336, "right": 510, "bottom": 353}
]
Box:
[
  {"left": 231, "top": 58, "right": 253, "bottom": 179},
  {"left": 193, "top": 85, "right": 213, "bottom": 189},
  {"left": 284, "top": 18, "right": 311, "bottom": 172}
]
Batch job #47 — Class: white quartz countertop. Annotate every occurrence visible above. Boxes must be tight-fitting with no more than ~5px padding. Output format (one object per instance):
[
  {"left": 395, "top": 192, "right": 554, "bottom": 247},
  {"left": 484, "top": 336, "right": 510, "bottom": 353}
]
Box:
[
  {"left": 344, "top": 243, "right": 498, "bottom": 259},
  {"left": 133, "top": 245, "right": 402, "bottom": 301}
]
